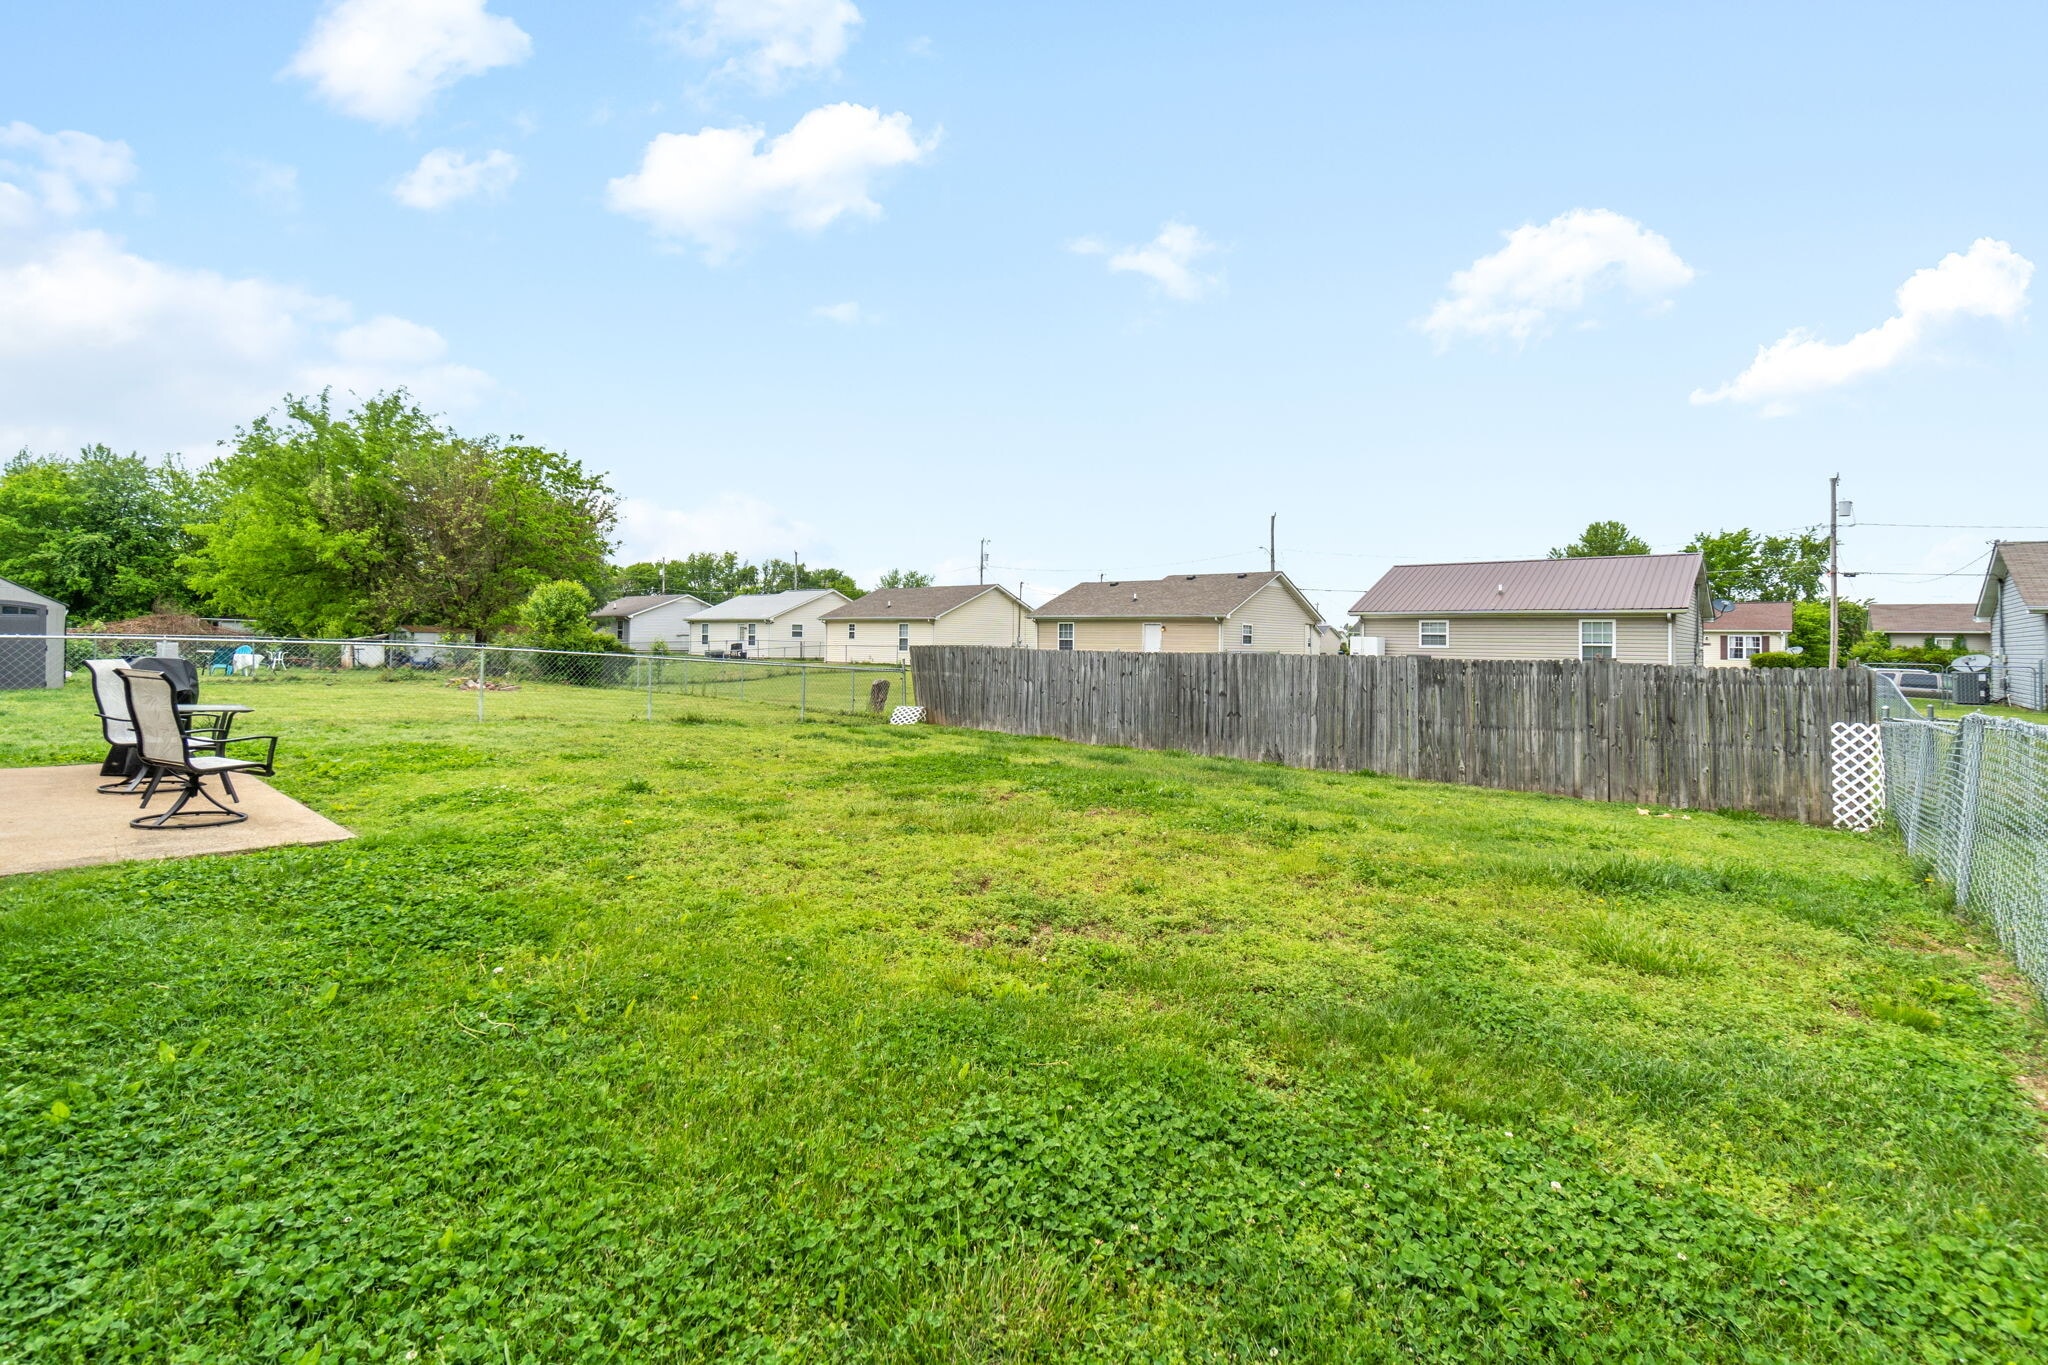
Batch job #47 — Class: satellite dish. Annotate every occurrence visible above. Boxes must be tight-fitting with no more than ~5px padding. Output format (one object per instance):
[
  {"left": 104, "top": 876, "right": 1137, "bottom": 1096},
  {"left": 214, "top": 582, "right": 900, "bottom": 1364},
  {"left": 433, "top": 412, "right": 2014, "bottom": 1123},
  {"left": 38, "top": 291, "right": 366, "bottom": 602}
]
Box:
[
  {"left": 1712, "top": 599, "right": 1735, "bottom": 615},
  {"left": 1951, "top": 654, "right": 1992, "bottom": 672},
  {"left": 1784, "top": 645, "right": 1805, "bottom": 655}
]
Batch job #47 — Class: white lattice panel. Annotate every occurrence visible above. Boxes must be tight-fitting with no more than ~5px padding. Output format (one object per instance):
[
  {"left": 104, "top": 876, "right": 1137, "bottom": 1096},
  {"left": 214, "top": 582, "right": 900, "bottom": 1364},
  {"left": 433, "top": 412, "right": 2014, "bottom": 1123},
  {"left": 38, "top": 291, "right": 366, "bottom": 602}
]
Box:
[
  {"left": 889, "top": 706, "right": 927, "bottom": 725},
  {"left": 1831, "top": 721, "right": 1884, "bottom": 831}
]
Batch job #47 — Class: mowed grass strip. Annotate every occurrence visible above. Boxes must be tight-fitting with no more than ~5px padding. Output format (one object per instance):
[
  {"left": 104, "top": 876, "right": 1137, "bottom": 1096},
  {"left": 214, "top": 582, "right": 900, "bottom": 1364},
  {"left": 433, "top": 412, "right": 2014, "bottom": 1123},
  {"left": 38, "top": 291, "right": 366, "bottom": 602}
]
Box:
[{"left": 1, "top": 672, "right": 2044, "bottom": 1363}]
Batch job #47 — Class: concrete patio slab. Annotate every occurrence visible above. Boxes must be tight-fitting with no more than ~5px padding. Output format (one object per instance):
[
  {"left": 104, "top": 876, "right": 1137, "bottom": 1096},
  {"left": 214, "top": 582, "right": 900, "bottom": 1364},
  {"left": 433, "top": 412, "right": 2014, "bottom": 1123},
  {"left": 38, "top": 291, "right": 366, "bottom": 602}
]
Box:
[{"left": 0, "top": 764, "right": 354, "bottom": 877}]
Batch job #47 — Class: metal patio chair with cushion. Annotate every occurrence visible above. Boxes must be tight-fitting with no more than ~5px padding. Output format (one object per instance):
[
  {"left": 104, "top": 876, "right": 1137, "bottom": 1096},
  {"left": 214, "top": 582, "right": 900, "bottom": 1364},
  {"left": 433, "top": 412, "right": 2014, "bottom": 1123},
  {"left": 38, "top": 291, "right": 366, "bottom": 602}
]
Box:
[
  {"left": 117, "top": 667, "right": 279, "bottom": 829},
  {"left": 86, "top": 657, "right": 230, "bottom": 793}
]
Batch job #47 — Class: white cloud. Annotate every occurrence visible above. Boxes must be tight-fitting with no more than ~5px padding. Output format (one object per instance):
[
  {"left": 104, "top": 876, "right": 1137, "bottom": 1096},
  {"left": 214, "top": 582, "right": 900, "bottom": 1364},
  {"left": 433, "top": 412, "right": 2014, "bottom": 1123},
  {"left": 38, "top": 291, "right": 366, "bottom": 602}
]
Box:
[
  {"left": 812, "top": 300, "right": 865, "bottom": 323},
  {"left": 287, "top": 0, "right": 532, "bottom": 126},
  {"left": 615, "top": 492, "right": 822, "bottom": 562},
  {"left": 393, "top": 148, "right": 520, "bottom": 209},
  {"left": 1072, "top": 221, "right": 1219, "bottom": 301},
  {"left": 1692, "top": 238, "right": 2034, "bottom": 411},
  {"left": 605, "top": 103, "right": 935, "bottom": 259},
  {"left": 233, "top": 157, "right": 301, "bottom": 213},
  {"left": 1422, "top": 208, "right": 1693, "bottom": 346},
  {"left": 0, "top": 123, "right": 488, "bottom": 454},
  {"left": 0, "top": 123, "right": 135, "bottom": 226},
  {"left": 671, "top": 0, "right": 861, "bottom": 90}
]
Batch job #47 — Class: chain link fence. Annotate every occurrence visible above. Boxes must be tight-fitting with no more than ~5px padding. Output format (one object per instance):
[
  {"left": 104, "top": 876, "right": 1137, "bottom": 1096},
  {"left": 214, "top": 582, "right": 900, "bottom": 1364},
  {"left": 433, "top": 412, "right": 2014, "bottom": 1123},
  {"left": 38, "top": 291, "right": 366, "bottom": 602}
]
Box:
[
  {"left": 30, "top": 634, "right": 912, "bottom": 723},
  {"left": 1882, "top": 712, "right": 2048, "bottom": 1002}
]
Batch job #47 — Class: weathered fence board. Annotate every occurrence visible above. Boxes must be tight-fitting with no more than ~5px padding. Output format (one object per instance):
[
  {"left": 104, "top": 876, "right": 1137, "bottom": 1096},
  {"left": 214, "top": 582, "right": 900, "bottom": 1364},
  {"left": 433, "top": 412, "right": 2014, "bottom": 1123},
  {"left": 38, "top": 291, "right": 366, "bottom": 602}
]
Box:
[{"left": 910, "top": 646, "right": 1874, "bottom": 824}]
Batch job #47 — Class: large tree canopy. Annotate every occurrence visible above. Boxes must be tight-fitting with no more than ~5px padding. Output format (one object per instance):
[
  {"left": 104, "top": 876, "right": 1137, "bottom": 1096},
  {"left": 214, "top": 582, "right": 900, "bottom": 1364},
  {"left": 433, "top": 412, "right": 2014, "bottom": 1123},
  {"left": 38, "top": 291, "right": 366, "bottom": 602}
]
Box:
[
  {"left": 0, "top": 445, "right": 204, "bottom": 622},
  {"left": 1548, "top": 521, "right": 1650, "bottom": 558},
  {"left": 1685, "top": 527, "right": 1829, "bottom": 602},
  {"left": 185, "top": 392, "right": 615, "bottom": 638},
  {"left": 609, "top": 553, "right": 859, "bottom": 604}
]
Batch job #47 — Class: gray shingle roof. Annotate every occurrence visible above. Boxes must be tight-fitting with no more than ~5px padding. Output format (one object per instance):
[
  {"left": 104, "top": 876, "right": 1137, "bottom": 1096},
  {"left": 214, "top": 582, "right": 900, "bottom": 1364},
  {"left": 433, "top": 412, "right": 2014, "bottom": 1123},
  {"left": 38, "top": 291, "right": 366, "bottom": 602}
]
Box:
[
  {"left": 1031, "top": 571, "right": 1288, "bottom": 620},
  {"left": 1704, "top": 601, "right": 1793, "bottom": 632},
  {"left": 592, "top": 593, "right": 706, "bottom": 618},
  {"left": 1868, "top": 603, "right": 1986, "bottom": 634},
  {"left": 821, "top": 585, "right": 1015, "bottom": 621},
  {"left": 686, "top": 589, "right": 846, "bottom": 622},
  {"left": 1351, "top": 554, "right": 1705, "bottom": 616}
]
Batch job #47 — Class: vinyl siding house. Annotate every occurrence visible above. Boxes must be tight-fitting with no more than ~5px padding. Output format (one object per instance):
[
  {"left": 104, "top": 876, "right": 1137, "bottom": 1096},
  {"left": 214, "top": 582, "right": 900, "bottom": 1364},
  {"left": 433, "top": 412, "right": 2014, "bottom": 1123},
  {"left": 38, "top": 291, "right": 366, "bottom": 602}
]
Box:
[
  {"left": 684, "top": 588, "right": 848, "bottom": 658},
  {"left": 1031, "top": 571, "right": 1332, "bottom": 654},
  {"left": 1703, "top": 601, "right": 1793, "bottom": 666},
  {"left": 820, "top": 584, "right": 1031, "bottom": 662},
  {"left": 1867, "top": 603, "right": 1990, "bottom": 654},
  {"left": 1350, "top": 553, "right": 1710, "bottom": 665},
  {"left": 590, "top": 593, "right": 710, "bottom": 651},
  {"left": 1976, "top": 542, "right": 2048, "bottom": 709}
]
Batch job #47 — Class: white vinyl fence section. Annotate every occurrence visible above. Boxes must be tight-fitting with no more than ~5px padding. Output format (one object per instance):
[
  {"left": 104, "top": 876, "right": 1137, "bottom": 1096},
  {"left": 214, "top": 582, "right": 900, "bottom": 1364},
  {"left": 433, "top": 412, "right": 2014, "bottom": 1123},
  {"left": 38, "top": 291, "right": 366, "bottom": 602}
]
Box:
[{"left": 1882, "top": 712, "right": 2048, "bottom": 1003}]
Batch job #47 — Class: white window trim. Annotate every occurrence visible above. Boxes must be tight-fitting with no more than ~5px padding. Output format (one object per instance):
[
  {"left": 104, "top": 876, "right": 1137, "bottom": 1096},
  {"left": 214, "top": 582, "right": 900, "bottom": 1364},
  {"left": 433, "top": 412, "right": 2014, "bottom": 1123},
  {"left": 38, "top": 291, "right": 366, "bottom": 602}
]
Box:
[
  {"left": 1579, "top": 618, "right": 1616, "bottom": 660},
  {"left": 897, "top": 622, "right": 910, "bottom": 651},
  {"left": 1418, "top": 620, "right": 1449, "bottom": 648},
  {"left": 1240, "top": 623, "right": 1254, "bottom": 647},
  {"left": 790, "top": 623, "right": 803, "bottom": 639},
  {"left": 1057, "top": 622, "right": 1075, "bottom": 650},
  {"left": 847, "top": 622, "right": 857, "bottom": 639}
]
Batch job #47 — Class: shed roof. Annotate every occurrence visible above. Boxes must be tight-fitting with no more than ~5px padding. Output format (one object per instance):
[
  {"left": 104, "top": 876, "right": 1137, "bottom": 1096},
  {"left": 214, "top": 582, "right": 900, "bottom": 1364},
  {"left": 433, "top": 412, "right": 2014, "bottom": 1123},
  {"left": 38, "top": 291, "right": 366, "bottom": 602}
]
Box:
[
  {"left": 686, "top": 588, "right": 846, "bottom": 622},
  {"left": 1031, "top": 571, "right": 1299, "bottom": 620},
  {"left": 592, "top": 593, "right": 707, "bottom": 619},
  {"left": 1868, "top": 603, "right": 1985, "bottom": 635},
  {"left": 0, "top": 575, "right": 65, "bottom": 611},
  {"left": 1704, "top": 601, "right": 1793, "bottom": 633},
  {"left": 1350, "top": 553, "right": 1705, "bottom": 616},
  {"left": 821, "top": 584, "right": 1019, "bottom": 621},
  {"left": 1980, "top": 541, "right": 2048, "bottom": 616}
]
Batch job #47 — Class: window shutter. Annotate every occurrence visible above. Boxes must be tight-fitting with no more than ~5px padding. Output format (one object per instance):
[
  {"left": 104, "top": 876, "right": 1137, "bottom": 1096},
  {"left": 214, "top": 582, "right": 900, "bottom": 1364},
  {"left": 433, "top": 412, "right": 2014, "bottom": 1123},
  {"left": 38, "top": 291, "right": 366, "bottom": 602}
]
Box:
[{"left": 1719, "top": 634, "right": 1728, "bottom": 660}]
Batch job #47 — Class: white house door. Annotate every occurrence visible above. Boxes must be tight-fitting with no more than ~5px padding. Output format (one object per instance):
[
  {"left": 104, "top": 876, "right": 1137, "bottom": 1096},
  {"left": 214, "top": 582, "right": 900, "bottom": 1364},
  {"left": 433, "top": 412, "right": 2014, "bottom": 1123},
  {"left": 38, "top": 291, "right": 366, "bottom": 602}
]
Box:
[{"left": 1142, "top": 623, "right": 1164, "bottom": 652}]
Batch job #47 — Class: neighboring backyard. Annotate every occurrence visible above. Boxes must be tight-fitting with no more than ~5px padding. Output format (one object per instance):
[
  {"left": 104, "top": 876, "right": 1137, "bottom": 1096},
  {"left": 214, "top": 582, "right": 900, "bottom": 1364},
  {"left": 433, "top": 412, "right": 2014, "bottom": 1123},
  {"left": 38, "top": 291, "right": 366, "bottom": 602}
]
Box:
[{"left": 2, "top": 672, "right": 2045, "bottom": 1362}]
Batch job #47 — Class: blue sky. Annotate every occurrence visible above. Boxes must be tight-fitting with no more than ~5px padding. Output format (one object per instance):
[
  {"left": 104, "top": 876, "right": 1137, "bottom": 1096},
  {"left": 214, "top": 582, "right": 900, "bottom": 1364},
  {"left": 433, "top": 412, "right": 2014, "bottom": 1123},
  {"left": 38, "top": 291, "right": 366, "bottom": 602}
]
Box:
[{"left": 2, "top": 1, "right": 2043, "bottom": 615}]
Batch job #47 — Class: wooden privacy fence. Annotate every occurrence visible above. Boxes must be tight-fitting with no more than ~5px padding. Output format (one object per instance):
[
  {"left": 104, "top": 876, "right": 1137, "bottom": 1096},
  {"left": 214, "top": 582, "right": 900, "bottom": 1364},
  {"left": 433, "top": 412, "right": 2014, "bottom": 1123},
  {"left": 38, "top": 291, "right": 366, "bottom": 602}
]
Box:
[{"left": 909, "top": 646, "right": 1877, "bottom": 824}]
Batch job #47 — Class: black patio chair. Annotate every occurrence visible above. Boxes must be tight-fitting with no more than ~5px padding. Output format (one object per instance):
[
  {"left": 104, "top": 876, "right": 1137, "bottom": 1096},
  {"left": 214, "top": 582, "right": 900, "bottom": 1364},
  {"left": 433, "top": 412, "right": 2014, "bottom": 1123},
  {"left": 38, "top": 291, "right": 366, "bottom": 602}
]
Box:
[{"left": 117, "top": 667, "right": 279, "bottom": 829}]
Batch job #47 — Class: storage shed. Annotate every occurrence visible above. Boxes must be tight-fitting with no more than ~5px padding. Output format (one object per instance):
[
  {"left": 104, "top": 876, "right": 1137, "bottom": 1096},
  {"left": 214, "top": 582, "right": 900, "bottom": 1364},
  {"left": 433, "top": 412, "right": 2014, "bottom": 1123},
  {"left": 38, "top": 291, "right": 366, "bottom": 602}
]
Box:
[{"left": 0, "top": 576, "right": 67, "bottom": 689}]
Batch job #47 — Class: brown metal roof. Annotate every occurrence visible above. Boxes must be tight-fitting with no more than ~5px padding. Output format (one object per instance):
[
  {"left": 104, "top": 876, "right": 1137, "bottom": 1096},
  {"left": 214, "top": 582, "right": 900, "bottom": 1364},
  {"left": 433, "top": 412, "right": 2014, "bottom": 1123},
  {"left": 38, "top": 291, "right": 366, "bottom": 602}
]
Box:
[
  {"left": 1984, "top": 541, "right": 2048, "bottom": 615},
  {"left": 1350, "top": 553, "right": 1705, "bottom": 616},
  {"left": 821, "top": 584, "right": 1018, "bottom": 621},
  {"left": 1704, "top": 601, "right": 1793, "bottom": 632},
  {"left": 1031, "top": 571, "right": 1290, "bottom": 620},
  {"left": 1868, "top": 603, "right": 1985, "bottom": 634}
]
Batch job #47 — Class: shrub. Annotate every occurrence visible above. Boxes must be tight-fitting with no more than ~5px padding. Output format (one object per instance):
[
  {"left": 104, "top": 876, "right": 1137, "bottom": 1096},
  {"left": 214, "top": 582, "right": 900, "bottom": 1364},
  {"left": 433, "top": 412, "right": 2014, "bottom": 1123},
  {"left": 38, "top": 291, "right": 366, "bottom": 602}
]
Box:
[{"left": 1748, "top": 651, "right": 1800, "bottom": 668}]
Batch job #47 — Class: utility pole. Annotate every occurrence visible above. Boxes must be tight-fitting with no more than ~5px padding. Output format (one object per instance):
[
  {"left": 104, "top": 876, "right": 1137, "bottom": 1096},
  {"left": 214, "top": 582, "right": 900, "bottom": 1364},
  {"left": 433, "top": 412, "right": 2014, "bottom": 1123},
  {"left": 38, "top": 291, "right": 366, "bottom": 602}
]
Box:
[
  {"left": 1268, "top": 513, "right": 1276, "bottom": 573},
  {"left": 658, "top": 559, "right": 666, "bottom": 594},
  {"left": 979, "top": 539, "right": 989, "bottom": 585},
  {"left": 1827, "top": 474, "right": 1840, "bottom": 669},
  {"left": 792, "top": 551, "right": 802, "bottom": 591}
]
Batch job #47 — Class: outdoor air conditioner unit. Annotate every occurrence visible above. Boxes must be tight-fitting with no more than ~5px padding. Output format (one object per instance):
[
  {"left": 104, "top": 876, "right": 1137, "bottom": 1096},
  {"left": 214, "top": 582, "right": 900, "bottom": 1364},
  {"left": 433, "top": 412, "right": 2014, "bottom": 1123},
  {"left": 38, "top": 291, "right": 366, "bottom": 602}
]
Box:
[{"left": 1352, "top": 635, "right": 1385, "bottom": 656}]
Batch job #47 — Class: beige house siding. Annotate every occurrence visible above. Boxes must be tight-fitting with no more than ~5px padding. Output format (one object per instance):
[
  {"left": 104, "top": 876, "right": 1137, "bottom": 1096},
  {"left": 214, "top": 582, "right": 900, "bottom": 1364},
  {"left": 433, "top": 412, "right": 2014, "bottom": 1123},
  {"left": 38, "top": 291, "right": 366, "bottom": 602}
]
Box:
[
  {"left": 942, "top": 590, "right": 1030, "bottom": 649},
  {"left": 835, "top": 590, "right": 1029, "bottom": 662},
  {"left": 1035, "top": 617, "right": 1223, "bottom": 652},
  {"left": 1703, "top": 628, "right": 1789, "bottom": 667},
  {"left": 1223, "top": 580, "right": 1322, "bottom": 653},
  {"left": 1359, "top": 612, "right": 1698, "bottom": 664}
]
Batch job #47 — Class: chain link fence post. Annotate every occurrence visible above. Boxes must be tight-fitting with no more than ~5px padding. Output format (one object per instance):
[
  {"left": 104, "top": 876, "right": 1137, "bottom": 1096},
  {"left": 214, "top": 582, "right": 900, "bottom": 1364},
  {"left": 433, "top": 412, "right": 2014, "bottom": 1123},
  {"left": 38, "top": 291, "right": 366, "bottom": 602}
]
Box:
[
  {"left": 645, "top": 653, "right": 654, "bottom": 721},
  {"left": 476, "top": 645, "right": 487, "bottom": 721},
  {"left": 1951, "top": 713, "right": 1988, "bottom": 904},
  {"left": 799, "top": 661, "right": 807, "bottom": 722}
]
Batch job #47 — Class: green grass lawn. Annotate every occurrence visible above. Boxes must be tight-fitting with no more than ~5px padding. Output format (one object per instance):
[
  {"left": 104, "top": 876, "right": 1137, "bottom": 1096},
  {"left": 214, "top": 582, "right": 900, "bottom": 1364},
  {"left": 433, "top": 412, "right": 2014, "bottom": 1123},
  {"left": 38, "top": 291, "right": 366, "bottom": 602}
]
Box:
[{"left": 2, "top": 672, "right": 2045, "bottom": 1363}]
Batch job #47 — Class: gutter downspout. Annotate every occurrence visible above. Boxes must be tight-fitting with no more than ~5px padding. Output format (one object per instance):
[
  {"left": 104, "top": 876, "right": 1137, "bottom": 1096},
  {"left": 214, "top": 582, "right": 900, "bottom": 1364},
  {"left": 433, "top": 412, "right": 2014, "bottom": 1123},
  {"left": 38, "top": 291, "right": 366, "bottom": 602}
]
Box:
[{"left": 1666, "top": 614, "right": 1674, "bottom": 665}]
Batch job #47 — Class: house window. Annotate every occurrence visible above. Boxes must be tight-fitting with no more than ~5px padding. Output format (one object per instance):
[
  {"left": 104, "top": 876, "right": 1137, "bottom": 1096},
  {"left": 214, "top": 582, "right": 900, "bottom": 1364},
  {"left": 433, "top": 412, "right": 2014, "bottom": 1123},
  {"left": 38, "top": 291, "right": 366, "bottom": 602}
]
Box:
[
  {"left": 1057, "top": 623, "right": 1074, "bottom": 650},
  {"left": 1419, "top": 620, "right": 1449, "bottom": 648},
  {"left": 897, "top": 623, "right": 910, "bottom": 651},
  {"left": 747, "top": 625, "right": 757, "bottom": 647},
  {"left": 1240, "top": 623, "right": 1254, "bottom": 647},
  {"left": 1727, "top": 634, "right": 1766, "bottom": 659},
  {"left": 1580, "top": 619, "right": 1615, "bottom": 660},
  {"left": 791, "top": 624, "right": 803, "bottom": 640},
  {"left": 848, "top": 623, "right": 857, "bottom": 640},
  {"left": 699, "top": 626, "right": 709, "bottom": 646}
]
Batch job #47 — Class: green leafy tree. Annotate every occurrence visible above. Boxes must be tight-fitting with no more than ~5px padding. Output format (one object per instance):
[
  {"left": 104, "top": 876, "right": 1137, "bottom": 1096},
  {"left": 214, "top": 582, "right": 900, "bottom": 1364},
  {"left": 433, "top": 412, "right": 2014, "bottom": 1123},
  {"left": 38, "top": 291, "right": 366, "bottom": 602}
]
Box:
[
  {"left": 1787, "top": 600, "right": 1868, "bottom": 665},
  {"left": 1685, "top": 527, "right": 1829, "bottom": 602},
  {"left": 876, "top": 568, "right": 935, "bottom": 589},
  {"left": 663, "top": 552, "right": 760, "bottom": 603},
  {"left": 610, "top": 562, "right": 665, "bottom": 597},
  {"left": 0, "top": 445, "right": 206, "bottom": 621},
  {"left": 185, "top": 391, "right": 614, "bottom": 638},
  {"left": 761, "top": 558, "right": 858, "bottom": 597},
  {"left": 1548, "top": 521, "right": 1651, "bottom": 558},
  {"left": 517, "top": 580, "right": 610, "bottom": 649}
]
